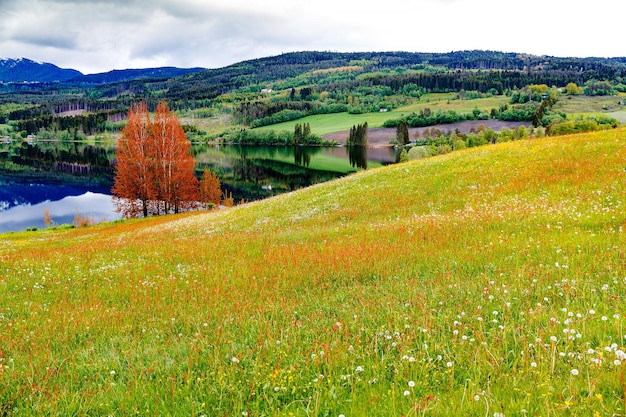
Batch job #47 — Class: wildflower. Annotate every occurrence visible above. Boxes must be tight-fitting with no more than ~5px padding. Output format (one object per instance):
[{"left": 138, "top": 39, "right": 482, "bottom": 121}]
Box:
[
  {"left": 403, "top": 390, "right": 410, "bottom": 397},
  {"left": 474, "top": 394, "right": 480, "bottom": 401},
  {"left": 614, "top": 360, "right": 622, "bottom": 366},
  {"left": 571, "top": 369, "right": 579, "bottom": 376},
  {"left": 231, "top": 357, "right": 240, "bottom": 363},
  {"left": 602, "top": 316, "right": 608, "bottom": 321},
  {"left": 446, "top": 361, "right": 453, "bottom": 368},
  {"left": 530, "top": 362, "right": 537, "bottom": 368},
  {"left": 408, "top": 380, "right": 415, "bottom": 387},
  {"left": 110, "top": 370, "right": 116, "bottom": 375},
  {"left": 550, "top": 336, "right": 557, "bottom": 342},
  {"left": 355, "top": 366, "right": 364, "bottom": 373}
]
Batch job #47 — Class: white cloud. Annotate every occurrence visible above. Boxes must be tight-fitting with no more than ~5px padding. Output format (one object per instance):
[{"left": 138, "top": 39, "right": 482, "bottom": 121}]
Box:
[{"left": 0, "top": 0, "right": 623, "bottom": 74}]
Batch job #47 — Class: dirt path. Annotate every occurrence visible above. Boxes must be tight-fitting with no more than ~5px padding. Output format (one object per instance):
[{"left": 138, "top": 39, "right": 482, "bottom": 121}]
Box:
[{"left": 323, "top": 120, "right": 532, "bottom": 146}]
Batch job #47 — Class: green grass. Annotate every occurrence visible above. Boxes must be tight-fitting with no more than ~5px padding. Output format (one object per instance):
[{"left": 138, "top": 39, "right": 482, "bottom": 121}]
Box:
[
  {"left": 1, "top": 128, "right": 625, "bottom": 415},
  {"left": 554, "top": 94, "right": 626, "bottom": 117},
  {"left": 399, "top": 94, "right": 508, "bottom": 114},
  {"left": 254, "top": 94, "right": 510, "bottom": 136},
  {"left": 254, "top": 111, "right": 395, "bottom": 136}
]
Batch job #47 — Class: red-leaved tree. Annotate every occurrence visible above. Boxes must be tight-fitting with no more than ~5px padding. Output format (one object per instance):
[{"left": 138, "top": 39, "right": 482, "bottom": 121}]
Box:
[
  {"left": 112, "top": 101, "right": 199, "bottom": 218},
  {"left": 199, "top": 168, "right": 222, "bottom": 209}
]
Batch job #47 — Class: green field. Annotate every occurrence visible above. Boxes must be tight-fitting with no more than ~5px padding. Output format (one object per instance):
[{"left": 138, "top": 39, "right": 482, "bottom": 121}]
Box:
[
  {"left": 253, "top": 94, "right": 510, "bottom": 136},
  {"left": 1, "top": 128, "right": 625, "bottom": 415}
]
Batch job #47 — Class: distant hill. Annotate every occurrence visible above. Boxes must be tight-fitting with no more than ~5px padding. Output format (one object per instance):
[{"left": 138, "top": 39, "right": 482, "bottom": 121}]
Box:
[
  {"left": 69, "top": 67, "right": 206, "bottom": 85},
  {"left": 163, "top": 50, "right": 626, "bottom": 100},
  {"left": 0, "top": 58, "right": 82, "bottom": 82},
  {"left": 0, "top": 58, "right": 205, "bottom": 84}
]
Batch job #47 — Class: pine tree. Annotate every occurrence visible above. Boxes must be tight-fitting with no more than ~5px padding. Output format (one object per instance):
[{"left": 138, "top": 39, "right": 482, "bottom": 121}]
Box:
[
  {"left": 396, "top": 121, "right": 410, "bottom": 145},
  {"left": 294, "top": 123, "right": 303, "bottom": 145},
  {"left": 347, "top": 122, "right": 368, "bottom": 146}
]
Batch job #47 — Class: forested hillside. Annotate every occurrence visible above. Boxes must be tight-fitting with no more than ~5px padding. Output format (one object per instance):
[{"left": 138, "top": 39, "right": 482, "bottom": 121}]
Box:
[{"left": 1, "top": 50, "right": 625, "bottom": 141}]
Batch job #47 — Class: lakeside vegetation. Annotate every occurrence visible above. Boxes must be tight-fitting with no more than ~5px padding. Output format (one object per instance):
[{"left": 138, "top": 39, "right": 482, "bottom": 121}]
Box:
[
  {"left": 2, "top": 51, "right": 625, "bottom": 145},
  {"left": 1, "top": 128, "right": 625, "bottom": 415}
]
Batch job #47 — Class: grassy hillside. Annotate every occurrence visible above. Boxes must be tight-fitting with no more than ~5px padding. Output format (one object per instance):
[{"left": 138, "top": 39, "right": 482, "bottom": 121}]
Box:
[
  {"left": 252, "top": 93, "right": 511, "bottom": 136},
  {"left": 1, "top": 129, "right": 625, "bottom": 416}
]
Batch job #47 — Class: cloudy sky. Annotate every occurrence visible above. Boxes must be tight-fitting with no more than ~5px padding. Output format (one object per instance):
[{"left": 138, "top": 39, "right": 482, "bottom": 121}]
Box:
[{"left": 1, "top": 0, "right": 624, "bottom": 74}]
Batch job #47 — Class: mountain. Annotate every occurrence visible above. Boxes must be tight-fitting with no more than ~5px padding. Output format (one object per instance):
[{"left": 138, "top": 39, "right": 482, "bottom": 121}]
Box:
[
  {"left": 0, "top": 58, "right": 205, "bottom": 84},
  {"left": 69, "top": 67, "right": 206, "bottom": 84},
  {"left": 0, "top": 58, "right": 82, "bottom": 82}
]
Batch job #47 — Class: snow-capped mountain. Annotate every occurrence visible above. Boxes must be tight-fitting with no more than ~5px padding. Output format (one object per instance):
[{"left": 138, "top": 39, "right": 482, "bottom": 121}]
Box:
[{"left": 0, "top": 58, "right": 82, "bottom": 82}]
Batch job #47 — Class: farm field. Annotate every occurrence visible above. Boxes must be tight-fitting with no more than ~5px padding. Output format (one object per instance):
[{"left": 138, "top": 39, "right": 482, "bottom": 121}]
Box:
[
  {"left": 253, "top": 94, "right": 509, "bottom": 137},
  {"left": 553, "top": 94, "right": 626, "bottom": 119},
  {"left": 1, "top": 128, "right": 625, "bottom": 415}
]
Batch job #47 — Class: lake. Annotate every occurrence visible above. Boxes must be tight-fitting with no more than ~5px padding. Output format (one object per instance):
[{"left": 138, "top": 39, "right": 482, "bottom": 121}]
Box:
[{"left": 0, "top": 141, "right": 399, "bottom": 232}]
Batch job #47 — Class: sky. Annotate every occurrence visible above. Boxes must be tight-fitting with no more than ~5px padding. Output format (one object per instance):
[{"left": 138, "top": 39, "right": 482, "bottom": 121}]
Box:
[{"left": 0, "top": 0, "right": 624, "bottom": 75}]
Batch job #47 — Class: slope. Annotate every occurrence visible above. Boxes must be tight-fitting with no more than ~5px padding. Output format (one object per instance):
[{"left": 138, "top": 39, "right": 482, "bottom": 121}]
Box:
[
  {"left": 0, "top": 129, "right": 625, "bottom": 415},
  {"left": 0, "top": 58, "right": 82, "bottom": 82}
]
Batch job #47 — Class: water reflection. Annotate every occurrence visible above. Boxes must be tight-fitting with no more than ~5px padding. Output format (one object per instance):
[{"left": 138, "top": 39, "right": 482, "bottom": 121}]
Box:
[
  {"left": 347, "top": 146, "right": 368, "bottom": 170},
  {"left": 1, "top": 140, "right": 400, "bottom": 232},
  {"left": 294, "top": 146, "right": 311, "bottom": 167},
  {"left": 0, "top": 190, "right": 121, "bottom": 232}
]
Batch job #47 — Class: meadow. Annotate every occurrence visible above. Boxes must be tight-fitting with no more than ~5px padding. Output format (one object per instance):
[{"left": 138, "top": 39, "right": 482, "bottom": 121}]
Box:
[
  {"left": 252, "top": 93, "right": 509, "bottom": 137},
  {"left": 1, "top": 128, "right": 625, "bottom": 416},
  {"left": 553, "top": 94, "right": 626, "bottom": 124}
]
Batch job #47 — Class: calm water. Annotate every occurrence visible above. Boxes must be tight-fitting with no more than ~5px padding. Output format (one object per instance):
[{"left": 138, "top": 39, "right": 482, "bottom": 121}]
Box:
[{"left": 0, "top": 141, "right": 399, "bottom": 232}]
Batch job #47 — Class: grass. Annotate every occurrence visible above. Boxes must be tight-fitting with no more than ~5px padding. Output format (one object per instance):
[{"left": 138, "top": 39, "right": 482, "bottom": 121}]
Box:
[
  {"left": 554, "top": 94, "right": 626, "bottom": 118},
  {"left": 253, "top": 94, "right": 510, "bottom": 136},
  {"left": 1, "top": 128, "right": 626, "bottom": 415}
]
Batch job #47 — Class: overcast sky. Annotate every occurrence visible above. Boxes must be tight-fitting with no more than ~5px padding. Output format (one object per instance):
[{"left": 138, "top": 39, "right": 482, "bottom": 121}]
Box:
[{"left": 1, "top": 0, "right": 624, "bottom": 74}]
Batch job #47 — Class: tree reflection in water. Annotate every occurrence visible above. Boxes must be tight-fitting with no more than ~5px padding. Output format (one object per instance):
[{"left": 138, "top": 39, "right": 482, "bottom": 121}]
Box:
[{"left": 347, "top": 145, "right": 368, "bottom": 170}]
